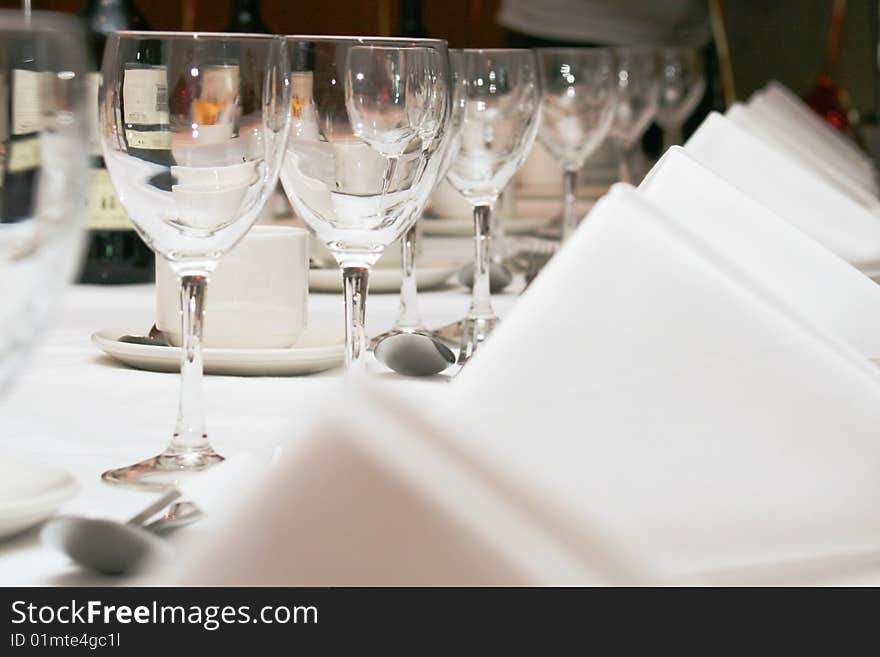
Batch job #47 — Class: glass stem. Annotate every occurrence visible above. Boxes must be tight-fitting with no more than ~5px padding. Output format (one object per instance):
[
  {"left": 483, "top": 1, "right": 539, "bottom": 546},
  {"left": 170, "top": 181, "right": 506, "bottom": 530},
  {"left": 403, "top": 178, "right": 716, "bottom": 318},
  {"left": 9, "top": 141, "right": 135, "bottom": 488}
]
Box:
[
  {"left": 171, "top": 274, "right": 210, "bottom": 455},
  {"left": 343, "top": 265, "right": 370, "bottom": 373},
  {"left": 490, "top": 190, "right": 507, "bottom": 263},
  {"left": 561, "top": 168, "right": 578, "bottom": 241},
  {"left": 469, "top": 203, "right": 496, "bottom": 321},
  {"left": 395, "top": 223, "right": 421, "bottom": 330},
  {"left": 618, "top": 140, "right": 633, "bottom": 184},
  {"left": 663, "top": 125, "right": 684, "bottom": 152}
]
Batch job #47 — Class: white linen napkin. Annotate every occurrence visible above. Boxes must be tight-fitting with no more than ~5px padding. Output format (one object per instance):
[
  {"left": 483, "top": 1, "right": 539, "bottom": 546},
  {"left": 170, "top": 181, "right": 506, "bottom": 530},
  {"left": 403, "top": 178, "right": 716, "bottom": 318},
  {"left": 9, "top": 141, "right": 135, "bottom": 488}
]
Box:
[
  {"left": 726, "top": 102, "right": 880, "bottom": 208},
  {"left": 449, "top": 185, "right": 880, "bottom": 583},
  {"left": 684, "top": 112, "right": 880, "bottom": 270},
  {"left": 743, "top": 96, "right": 877, "bottom": 196},
  {"left": 167, "top": 185, "right": 880, "bottom": 585},
  {"left": 165, "top": 380, "right": 650, "bottom": 586},
  {"left": 754, "top": 81, "right": 876, "bottom": 175},
  {"left": 639, "top": 147, "right": 880, "bottom": 359}
]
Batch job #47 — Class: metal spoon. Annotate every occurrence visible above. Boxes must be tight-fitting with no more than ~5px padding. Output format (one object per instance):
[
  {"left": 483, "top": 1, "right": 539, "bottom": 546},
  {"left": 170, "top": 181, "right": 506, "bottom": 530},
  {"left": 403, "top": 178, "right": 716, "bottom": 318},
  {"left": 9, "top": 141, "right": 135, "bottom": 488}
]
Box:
[
  {"left": 41, "top": 489, "right": 203, "bottom": 575},
  {"left": 118, "top": 324, "right": 170, "bottom": 347},
  {"left": 374, "top": 329, "right": 456, "bottom": 377}
]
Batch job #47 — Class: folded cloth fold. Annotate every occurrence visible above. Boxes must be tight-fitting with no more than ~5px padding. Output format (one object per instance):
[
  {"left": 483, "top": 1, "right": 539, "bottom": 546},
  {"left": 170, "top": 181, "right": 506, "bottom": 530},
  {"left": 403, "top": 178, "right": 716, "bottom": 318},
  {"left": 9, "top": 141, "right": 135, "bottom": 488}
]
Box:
[
  {"left": 164, "top": 186, "right": 880, "bottom": 585},
  {"left": 450, "top": 186, "right": 880, "bottom": 582},
  {"left": 684, "top": 112, "right": 880, "bottom": 270},
  {"left": 726, "top": 102, "right": 880, "bottom": 208},
  {"left": 639, "top": 147, "right": 880, "bottom": 359},
  {"left": 756, "top": 81, "right": 876, "bottom": 174}
]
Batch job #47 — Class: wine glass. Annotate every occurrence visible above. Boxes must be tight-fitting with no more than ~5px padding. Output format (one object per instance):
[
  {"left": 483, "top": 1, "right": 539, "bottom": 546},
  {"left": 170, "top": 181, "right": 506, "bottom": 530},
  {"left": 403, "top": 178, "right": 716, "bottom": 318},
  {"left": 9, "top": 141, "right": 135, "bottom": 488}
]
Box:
[
  {"left": 377, "top": 49, "right": 466, "bottom": 339},
  {"left": 654, "top": 47, "right": 705, "bottom": 151},
  {"left": 99, "top": 32, "right": 290, "bottom": 490},
  {"left": 280, "top": 36, "right": 450, "bottom": 373},
  {"left": 444, "top": 49, "right": 541, "bottom": 362},
  {"left": 536, "top": 48, "right": 616, "bottom": 242},
  {"left": 0, "top": 11, "right": 89, "bottom": 393},
  {"left": 608, "top": 47, "right": 658, "bottom": 184}
]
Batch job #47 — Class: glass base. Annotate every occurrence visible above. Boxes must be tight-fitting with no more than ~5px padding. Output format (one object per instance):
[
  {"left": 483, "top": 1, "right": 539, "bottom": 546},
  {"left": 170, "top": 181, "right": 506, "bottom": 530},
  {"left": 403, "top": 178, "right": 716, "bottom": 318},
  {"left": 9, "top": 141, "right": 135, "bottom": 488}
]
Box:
[{"left": 101, "top": 449, "right": 224, "bottom": 492}]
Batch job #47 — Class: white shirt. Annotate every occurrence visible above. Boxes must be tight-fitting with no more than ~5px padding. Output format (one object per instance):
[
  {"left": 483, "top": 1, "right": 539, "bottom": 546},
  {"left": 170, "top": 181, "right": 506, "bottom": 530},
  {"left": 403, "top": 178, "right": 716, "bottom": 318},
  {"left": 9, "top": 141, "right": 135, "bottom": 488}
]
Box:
[{"left": 497, "top": 0, "right": 711, "bottom": 47}]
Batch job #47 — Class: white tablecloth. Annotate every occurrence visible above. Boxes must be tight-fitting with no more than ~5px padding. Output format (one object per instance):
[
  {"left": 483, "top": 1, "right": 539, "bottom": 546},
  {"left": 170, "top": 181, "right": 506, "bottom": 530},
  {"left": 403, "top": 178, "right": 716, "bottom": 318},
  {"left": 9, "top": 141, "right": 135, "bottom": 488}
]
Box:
[{"left": 0, "top": 235, "right": 524, "bottom": 585}]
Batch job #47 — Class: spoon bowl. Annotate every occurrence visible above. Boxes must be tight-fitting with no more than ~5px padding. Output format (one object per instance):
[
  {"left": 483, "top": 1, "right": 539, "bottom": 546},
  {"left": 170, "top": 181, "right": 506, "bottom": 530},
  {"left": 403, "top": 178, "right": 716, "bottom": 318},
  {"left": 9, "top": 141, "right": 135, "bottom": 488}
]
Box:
[
  {"left": 373, "top": 329, "right": 456, "bottom": 377},
  {"left": 42, "top": 517, "right": 172, "bottom": 575},
  {"left": 41, "top": 500, "right": 203, "bottom": 575}
]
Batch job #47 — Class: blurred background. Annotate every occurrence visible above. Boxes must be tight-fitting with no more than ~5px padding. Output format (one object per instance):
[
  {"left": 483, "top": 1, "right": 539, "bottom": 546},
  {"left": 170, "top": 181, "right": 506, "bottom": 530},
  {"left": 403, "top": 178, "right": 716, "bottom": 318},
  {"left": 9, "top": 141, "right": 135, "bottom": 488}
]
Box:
[{"left": 2, "top": 0, "right": 877, "bottom": 119}]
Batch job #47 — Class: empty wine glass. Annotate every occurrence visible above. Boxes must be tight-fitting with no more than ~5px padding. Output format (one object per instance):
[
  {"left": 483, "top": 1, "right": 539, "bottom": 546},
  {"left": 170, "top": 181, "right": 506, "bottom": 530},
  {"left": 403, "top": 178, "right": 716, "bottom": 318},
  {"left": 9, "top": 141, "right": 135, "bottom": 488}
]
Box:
[
  {"left": 378, "top": 49, "right": 465, "bottom": 339},
  {"left": 280, "top": 36, "right": 450, "bottom": 373},
  {"left": 99, "top": 32, "right": 290, "bottom": 489},
  {"left": 536, "top": 48, "right": 616, "bottom": 242},
  {"left": 654, "top": 47, "right": 705, "bottom": 151},
  {"left": 444, "top": 49, "right": 541, "bottom": 362},
  {"left": 608, "top": 47, "right": 658, "bottom": 184},
  {"left": 0, "top": 11, "right": 89, "bottom": 393}
]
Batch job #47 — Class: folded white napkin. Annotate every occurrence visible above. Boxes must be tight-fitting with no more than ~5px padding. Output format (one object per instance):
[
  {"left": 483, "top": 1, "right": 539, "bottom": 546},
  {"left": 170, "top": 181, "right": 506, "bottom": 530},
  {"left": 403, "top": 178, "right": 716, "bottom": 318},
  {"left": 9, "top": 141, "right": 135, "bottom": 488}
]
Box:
[
  {"left": 755, "top": 81, "right": 876, "bottom": 175},
  {"left": 743, "top": 96, "right": 877, "bottom": 196},
  {"left": 450, "top": 185, "right": 880, "bottom": 583},
  {"left": 726, "top": 102, "right": 880, "bottom": 208},
  {"left": 639, "top": 147, "right": 880, "bottom": 359},
  {"left": 685, "top": 112, "right": 880, "bottom": 270},
  {"left": 168, "top": 185, "right": 880, "bottom": 585}
]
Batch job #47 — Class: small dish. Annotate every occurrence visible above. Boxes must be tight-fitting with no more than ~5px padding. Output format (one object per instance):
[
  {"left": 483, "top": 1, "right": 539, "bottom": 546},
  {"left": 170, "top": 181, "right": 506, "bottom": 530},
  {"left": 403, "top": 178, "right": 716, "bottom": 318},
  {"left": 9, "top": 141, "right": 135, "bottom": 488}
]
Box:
[
  {"left": 0, "top": 457, "right": 78, "bottom": 540},
  {"left": 92, "top": 325, "right": 344, "bottom": 376}
]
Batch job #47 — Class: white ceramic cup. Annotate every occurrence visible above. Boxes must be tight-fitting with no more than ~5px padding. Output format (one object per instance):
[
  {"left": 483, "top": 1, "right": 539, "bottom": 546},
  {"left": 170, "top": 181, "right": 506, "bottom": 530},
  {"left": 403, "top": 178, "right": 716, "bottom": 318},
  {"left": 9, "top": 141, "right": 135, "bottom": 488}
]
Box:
[{"left": 156, "top": 225, "right": 309, "bottom": 348}]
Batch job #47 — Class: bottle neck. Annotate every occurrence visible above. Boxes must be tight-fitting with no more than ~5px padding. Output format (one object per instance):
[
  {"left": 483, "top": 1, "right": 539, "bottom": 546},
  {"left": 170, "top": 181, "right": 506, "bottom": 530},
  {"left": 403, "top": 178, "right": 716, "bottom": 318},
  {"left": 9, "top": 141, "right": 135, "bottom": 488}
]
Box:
[
  {"left": 227, "top": 0, "right": 268, "bottom": 33},
  {"left": 399, "top": 0, "right": 426, "bottom": 37},
  {"left": 84, "top": 0, "right": 135, "bottom": 11}
]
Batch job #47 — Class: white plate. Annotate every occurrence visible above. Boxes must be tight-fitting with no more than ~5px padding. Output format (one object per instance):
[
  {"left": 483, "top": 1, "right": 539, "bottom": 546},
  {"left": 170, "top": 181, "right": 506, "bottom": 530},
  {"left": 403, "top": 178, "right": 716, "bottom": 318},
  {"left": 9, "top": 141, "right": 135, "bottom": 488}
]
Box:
[
  {"left": 308, "top": 261, "right": 460, "bottom": 293},
  {"left": 0, "top": 457, "right": 78, "bottom": 540},
  {"left": 92, "top": 325, "right": 344, "bottom": 376},
  {"left": 421, "top": 215, "right": 554, "bottom": 237}
]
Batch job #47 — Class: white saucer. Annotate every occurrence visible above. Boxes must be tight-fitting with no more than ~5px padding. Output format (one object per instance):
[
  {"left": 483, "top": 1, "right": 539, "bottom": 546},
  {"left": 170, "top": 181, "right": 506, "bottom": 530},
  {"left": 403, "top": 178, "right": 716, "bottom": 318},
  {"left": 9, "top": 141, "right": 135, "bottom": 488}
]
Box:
[
  {"left": 516, "top": 182, "right": 610, "bottom": 199},
  {"left": 421, "top": 215, "right": 554, "bottom": 237},
  {"left": 308, "top": 261, "right": 460, "bottom": 294},
  {"left": 92, "top": 325, "right": 345, "bottom": 376},
  {"left": 0, "top": 457, "right": 78, "bottom": 540}
]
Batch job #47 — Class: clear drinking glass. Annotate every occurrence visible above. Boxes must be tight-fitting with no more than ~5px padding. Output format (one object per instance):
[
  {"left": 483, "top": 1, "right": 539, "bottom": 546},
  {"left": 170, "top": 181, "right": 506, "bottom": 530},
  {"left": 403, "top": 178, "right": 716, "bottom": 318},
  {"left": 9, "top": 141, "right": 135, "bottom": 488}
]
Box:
[
  {"left": 609, "top": 47, "right": 658, "bottom": 184},
  {"left": 280, "top": 36, "right": 450, "bottom": 373},
  {"left": 382, "top": 48, "right": 465, "bottom": 337},
  {"left": 0, "top": 11, "right": 89, "bottom": 393},
  {"left": 99, "top": 32, "right": 290, "bottom": 490},
  {"left": 654, "top": 47, "right": 705, "bottom": 151},
  {"left": 536, "top": 48, "right": 616, "bottom": 242}
]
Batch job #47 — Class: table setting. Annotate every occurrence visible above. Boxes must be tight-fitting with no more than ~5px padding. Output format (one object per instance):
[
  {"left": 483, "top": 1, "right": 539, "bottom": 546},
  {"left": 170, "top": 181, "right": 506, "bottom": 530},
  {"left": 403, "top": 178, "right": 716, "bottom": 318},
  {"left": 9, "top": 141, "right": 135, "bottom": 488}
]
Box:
[{"left": 3, "top": 7, "right": 880, "bottom": 590}]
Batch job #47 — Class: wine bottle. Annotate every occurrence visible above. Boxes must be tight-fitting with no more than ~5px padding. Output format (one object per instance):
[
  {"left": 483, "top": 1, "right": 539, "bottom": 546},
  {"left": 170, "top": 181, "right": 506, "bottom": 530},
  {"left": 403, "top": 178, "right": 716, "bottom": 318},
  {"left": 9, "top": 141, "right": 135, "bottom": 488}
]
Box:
[
  {"left": 398, "top": 0, "right": 427, "bottom": 38},
  {"left": 78, "top": 0, "right": 155, "bottom": 284},
  {"left": 225, "top": 0, "right": 271, "bottom": 34},
  {"left": 1, "top": 41, "right": 45, "bottom": 224}
]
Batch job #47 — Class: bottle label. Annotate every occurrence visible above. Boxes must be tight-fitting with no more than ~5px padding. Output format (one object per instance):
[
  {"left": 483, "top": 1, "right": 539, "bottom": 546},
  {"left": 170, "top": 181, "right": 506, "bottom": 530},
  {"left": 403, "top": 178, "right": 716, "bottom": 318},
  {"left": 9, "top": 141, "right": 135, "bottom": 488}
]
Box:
[
  {"left": 124, "top": 129, "right": 172, "bottom": 150},
  {"left": 123, "top": 67, "right": 169, "bottom": 125},
  {"left": 13, "top": 69, "right": 47, "bottom": 135},
  {"left": 7, "top": 136, "right": 41, "bottom": 172},
  {"left": 87, "top": 168, "right": 132, "bottom": 230}
]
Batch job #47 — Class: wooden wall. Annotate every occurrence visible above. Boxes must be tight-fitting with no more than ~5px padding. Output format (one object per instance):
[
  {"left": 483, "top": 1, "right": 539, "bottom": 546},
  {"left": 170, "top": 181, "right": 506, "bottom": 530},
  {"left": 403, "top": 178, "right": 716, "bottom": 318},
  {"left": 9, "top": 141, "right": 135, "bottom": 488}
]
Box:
[
  {"left": 0, "top": 0, "right": 507, "bottom": 47},
  {"left": 2, "top": 1, "right": 879, "bottom": 114}
]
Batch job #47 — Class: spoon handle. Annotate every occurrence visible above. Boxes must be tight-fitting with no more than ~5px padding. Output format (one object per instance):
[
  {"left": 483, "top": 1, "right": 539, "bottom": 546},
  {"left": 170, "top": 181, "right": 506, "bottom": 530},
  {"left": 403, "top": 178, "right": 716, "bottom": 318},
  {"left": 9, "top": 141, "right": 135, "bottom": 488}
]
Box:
[{"left": 126, "top": 489, "right": 182, "bottom": 526}]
